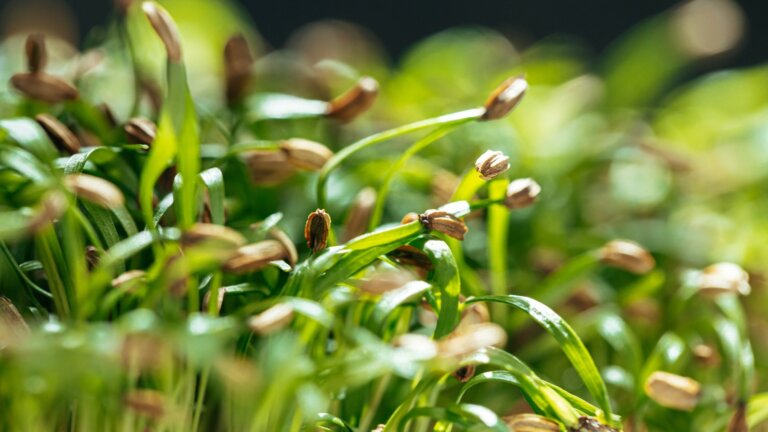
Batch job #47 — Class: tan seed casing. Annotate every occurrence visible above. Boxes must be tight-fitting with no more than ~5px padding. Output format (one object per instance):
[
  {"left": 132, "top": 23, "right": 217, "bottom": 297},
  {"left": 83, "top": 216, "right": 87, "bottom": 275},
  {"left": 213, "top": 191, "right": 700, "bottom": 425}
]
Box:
[
  {"left": 644, "top": 371, "right": 701, "bottom": 411},
  {"left": 599, "top": 239, "right": 655, "bottom": 274},
  {"left": 326, "top": 76, "right": 379, "bottom": 123}
]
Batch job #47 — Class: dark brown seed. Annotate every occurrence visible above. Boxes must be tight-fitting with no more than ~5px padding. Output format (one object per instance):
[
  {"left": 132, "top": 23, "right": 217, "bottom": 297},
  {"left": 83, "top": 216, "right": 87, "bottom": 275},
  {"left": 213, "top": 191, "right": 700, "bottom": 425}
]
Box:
[
  {"left": 124, "top": 117, "right": 157, "bottom": 145},
  {"left": 388, "top": 245, "right": 433, "bottom": 273},
  {"left": 304, "top": 209, "right": 331, "bottom": 253},
  {"left": 25, "top": 33, "right": 47, "bottom": 73},
  {"left": 480, "top": 75, "right": 527, "bottom": 121},
  {"left": 419, "top": 210, "right": 468, "bottom": 240},
  {"left": 142, "top": 2, "right": 182, "bottom": 63},
  {"left": 97, "top": 103, "right": 118, "bottom": 128},
  {"left": 85, "top": 246, "right": 100, "bottom": 270},
  {"left": 326, "top": 76, "right": 379, "bottom": 123},
  {"left": 451, "top": 365, "right": 476, "bottom": 383},
  {"left": 224, "top": 34, "right": 254, "bottom": 105},
  {"left": 11, "top": 73, "right": 78, "bottom": 103},
  {"left": 35, "top": 114, "right": 81, "bottom": 154}
]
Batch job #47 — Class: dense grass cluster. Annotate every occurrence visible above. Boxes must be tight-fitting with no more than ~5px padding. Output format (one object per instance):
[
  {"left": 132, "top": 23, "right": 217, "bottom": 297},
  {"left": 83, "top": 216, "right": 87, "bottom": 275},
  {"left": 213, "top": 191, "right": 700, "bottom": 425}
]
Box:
[{"left": 0, "top": 1, "right": 764, "bottom": 431}]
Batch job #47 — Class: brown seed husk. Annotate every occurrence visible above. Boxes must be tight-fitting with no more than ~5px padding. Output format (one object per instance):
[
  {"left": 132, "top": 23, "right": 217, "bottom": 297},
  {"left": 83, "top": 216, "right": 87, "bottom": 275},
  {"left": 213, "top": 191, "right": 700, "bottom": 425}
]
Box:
[
  {"left": 728, "top": 402, "right": 748, "bottom": 432},
  {"left": 35, "top": 114, "right": 81, "bottom": 154},
  {"left": 242, "top": 150, "right": 296, "bottom": 185},
  {"left": 181, "top": 223, "right": 246, "bottom": 249},
  {"left": 568, "top": 417, "right": 618, "bottom": 432},
  {"left": 124, "top": 117, "right": 157, "bottom": 145},
  {"left": 358, "top": 270, "right": 415, "bottom": 295},
  {"left": 224, "top": 34, "right": 254, "bottom": 105},
  {"left": 121, "top": 333, "right": 169, "bottom": 372},
  {"left": 279, "top": 138, "right": 334, "bottom": 171},
  {"left": 124, "top": 389, "right": 166, "bottom": 420},
  {"left": 142, "top": 2, "right": 182, "bottom": 63},
  {"left": 451, "top": 364, "right": 476, "bottom": 383},
  {"left": 481, "top": 76, "right": 527, "bottom": 121},
  {"left": 64, "top": 174, "right": 125, "bottom": 208},
  {"left": 475, "top": 149, "right": 511, "bottom": 180},
  {"left": 437, "top": 322, "right": 507, "bottom": 358},
  {"left": 420, "top": 210, "right": 468, "bottom": 241},
  {"left": 85, "top": 246, "right": 100, "bottom": 270},
  {"left": 388, "top": 245, "right": 433, "bottom": 273},
  {"left": 326, "top": 76, "right": 379, "bottom": 122},
  {"left": 503, "top": 414, "right": 561, "bottom": 431},
  {"left": 248, "top": 303, "right": 294, "bottom": 335},
  {"left": 431, "top": 169, "right": 459, "bottom": 206},
  {"left": 504, "top": 178, "right": 541, "bottom": 210},
  {"left": 599, "top": 240, "right": 655, "bottom": 274},
  {"left": 25, "top": 33, "right": 47, "bottom": 73},
  {"left": 400, "top": 212, "right": 420, "bottom": 225},
  {"left": 697, "top": 262, "right": 751, "bottom": 297},
  {"left": 341, "top": 187, "right": 376, "bottom": 242},
  {"left": 224, "top": 240, "right": 287, "bottom": 274},
  {"left": 11, "top": 73, "right": 78, "bottom": 103},
  {"left": 692, "top": 344, "right": 720, "bottom": 367},
  {"left": 269, "top": 227, "right": 298, "bottom": 267},
  {"left": 644, "top": 371, "right": 701, "bottom": 411},
  {"left": 304, "top": 209, "right": 332, "bottom": 253}
]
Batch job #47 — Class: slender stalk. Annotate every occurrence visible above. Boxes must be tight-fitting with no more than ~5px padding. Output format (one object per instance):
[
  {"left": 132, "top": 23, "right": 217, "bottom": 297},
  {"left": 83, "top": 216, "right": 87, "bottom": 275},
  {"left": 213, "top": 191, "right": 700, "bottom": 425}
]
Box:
[
  {"left": 316, "top": 108, "right": 484, "bottom": 209},
  {"left": 191, "top": 370, "right": 210, "bottom": 432},
  {"left": 35, "top": 230, "right": 70, "bottom": 320},
  {"left": 368, "top": 125, "right": 459, "bottom": 230},
  {"left": 487, "top": 179, "right": 510, "bottom": 320}
]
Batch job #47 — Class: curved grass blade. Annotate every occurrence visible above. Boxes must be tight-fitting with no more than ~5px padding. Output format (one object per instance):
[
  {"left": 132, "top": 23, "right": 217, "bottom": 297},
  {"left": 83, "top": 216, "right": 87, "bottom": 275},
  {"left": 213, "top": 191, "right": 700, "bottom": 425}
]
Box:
[
  {"left": 418, "top": 238, "right": 460, "bottom": 339},
  {"left": 400, "top": 404, "right": 509, "bottom": 432},
  {"left": 200, "top": 167, "right": 225, "bottom": 225},
  {"left": 368, "top": 280, "right": 431, "bottom": 332},
  {"left": 0, "top": 118, "right": 57, "bottom": 164},
  {"left": 344, "top": 221, "right": 422, "bottom": 251},
  {"left": 468, "top": 295, "right": 614, "bottom": 425},
  {"left": 247, "top": 93, "right": 329, "bottom": 120}
]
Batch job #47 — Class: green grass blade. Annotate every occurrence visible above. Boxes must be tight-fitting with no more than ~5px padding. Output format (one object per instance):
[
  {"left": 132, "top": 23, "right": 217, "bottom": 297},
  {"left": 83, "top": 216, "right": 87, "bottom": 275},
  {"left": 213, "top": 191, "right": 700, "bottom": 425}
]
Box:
[{"left": 468, "top": 295, "right": 614, "bottom": 425}]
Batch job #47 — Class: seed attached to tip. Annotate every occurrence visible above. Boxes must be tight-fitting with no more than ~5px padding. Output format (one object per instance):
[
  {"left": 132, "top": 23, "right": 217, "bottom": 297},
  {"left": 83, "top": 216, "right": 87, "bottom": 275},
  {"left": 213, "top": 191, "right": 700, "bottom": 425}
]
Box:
[
  {"left": 437, "top": 322, "right": 507, "bottom": 358},
  {"left": 268, "top": 227, "right": 298, "bottom": 267},
  {"left": 504, "top": 178, "right": 541, "bottom": 209},
  {"left": 451, "top": 365, "right": 476, "bottom": 383},
  {"left": 401, "top": 212, "right": 420, "bottom": 225},
  {"left": 124, "top": 117, "right": 157, "bottom": 145},
  {"left": 697, "top": 262, "right": 751, "bottom": 297},
  {"left": 25, "top": 33, "right": 47, "bottom": 73},
  {"left": 388, "top": 245, "right": 433, "bottom": 273},
  {"left": 568, "top": 417, "right": 618, "bottom": 432},
  {"left": 419, "top": 209, "right": 468, "bottom": 241},
  {"left": 11, "top": 73, "right": 79, "bottom": 103},
  {"left": 341, "top": 187, "right": 376, "bottom": 242},
  {"left": 248, "top": 303, "right": 294, "bottom": 335},
  {"left": 304, "top": 209, "right": 331, "bottom": 253},
  {"left": 142, "top": 2, "right": 182, "bottom": 63},
  {"left": 242, "top": 150, "right": 296, "bottom": 185},
  {"left": 223, "top": 240, "right": 287, "bottom": 274},
  {"left": 475, "top": 150, "right": 510, "bottom": 180},
  {"left": 0, "top": 296, "right": 30, "bottom": 337},
  {"left": 358, "top": 271, "right": 415, "bottom": 295},
  {"left": 326, "top": 76, "right": 379, "bottom": 123},
  {"left": 279, "top": 138, "right": 334, "bottom": 171},
  {"left": 480, "top": 76, "right": 527, "bottom": 121},
  {"left": 599, "top": 239, "right": 655, "bottom": 274},
  {"left": 64, "top": 174, "right": 125, "bottom": 209},
  {"left": 644, "top": 371, "right": 701, "bottom": 411},
  {"left": 224, "top": 34, "right": 254, "bottom": 105},
  {"left": 35, "top": 114, "right": 81, "bottom": 154},
  {"left": 181, "top": 223, "right": 246, "bottom": 249},
  {"left": 503, "top": 414, "right": 561, "bottom": 432}
]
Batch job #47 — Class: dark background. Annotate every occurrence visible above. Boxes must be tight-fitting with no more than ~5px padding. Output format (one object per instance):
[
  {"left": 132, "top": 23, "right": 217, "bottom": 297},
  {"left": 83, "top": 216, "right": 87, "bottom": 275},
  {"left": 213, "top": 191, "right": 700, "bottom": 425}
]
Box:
[{"left": 6, "top": 0, "right": 768, "bottom": 67}]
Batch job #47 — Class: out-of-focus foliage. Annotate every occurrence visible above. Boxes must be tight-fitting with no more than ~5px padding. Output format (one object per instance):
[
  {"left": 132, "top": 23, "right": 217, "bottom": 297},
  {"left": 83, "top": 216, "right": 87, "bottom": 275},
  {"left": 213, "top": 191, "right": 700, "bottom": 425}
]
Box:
[{"left": 0, "top": 0, "right": 763, "bottom": 431}]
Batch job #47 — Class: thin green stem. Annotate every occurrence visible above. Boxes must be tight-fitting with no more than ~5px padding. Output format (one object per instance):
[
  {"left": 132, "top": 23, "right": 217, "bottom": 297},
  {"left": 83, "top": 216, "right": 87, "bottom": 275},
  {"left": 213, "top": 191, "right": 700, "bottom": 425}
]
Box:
[
  {"left": 487, "top": 179, "right": 510, "bottom": 320},
  {"left": 369, "top": 125, "right": 459, "bottom": 230},
  {"left": 191, "top": 369, "right": 210, "bottom": 432},
  {"left": 316, "top": 108, "right": 484, "bottom": 209},
  {"left": 35, "top": 230, "right": 70, "bottom": 320}
]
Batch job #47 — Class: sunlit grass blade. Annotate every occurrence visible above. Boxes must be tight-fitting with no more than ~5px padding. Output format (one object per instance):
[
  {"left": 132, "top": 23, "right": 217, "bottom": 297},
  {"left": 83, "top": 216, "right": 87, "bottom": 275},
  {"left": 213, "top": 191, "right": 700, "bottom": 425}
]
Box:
[
  {"left": 400, "top": 404, "right": 509, "bottom": 432},
  {"left": 468, "top": 295, "right": 615, "bottom": 425}
]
